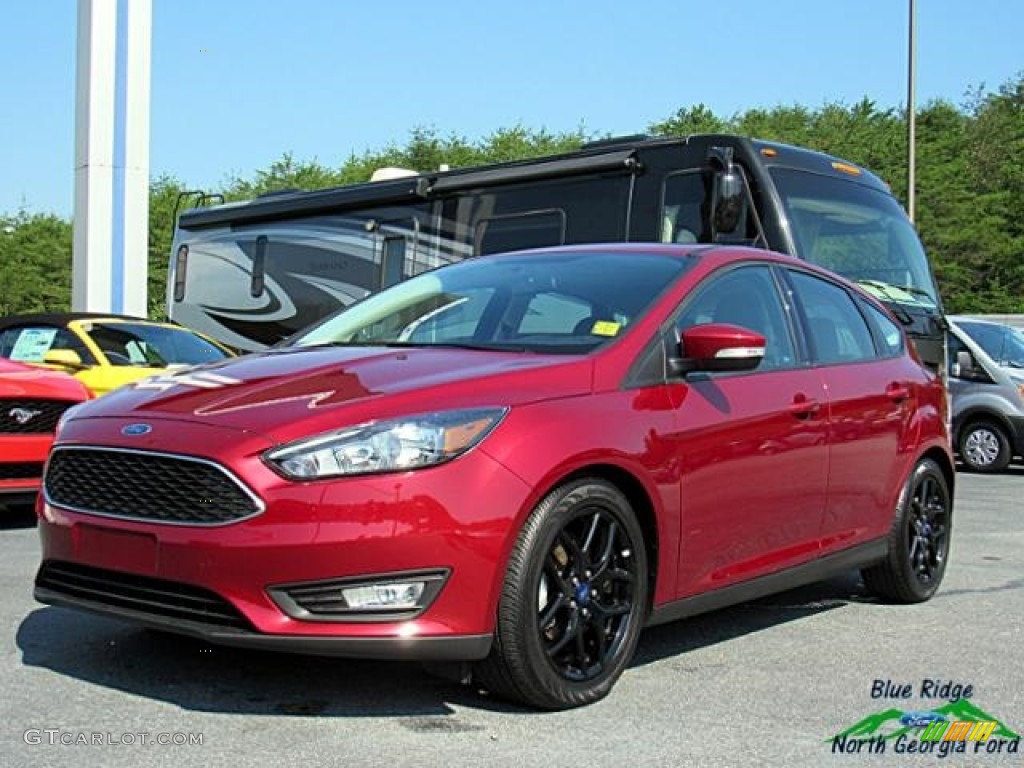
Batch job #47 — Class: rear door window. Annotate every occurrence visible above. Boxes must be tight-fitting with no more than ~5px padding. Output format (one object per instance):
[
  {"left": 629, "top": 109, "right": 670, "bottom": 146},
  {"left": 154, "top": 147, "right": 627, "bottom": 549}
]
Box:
[{"left": 788, "top": 271, "right": 876, "bottom": 365}]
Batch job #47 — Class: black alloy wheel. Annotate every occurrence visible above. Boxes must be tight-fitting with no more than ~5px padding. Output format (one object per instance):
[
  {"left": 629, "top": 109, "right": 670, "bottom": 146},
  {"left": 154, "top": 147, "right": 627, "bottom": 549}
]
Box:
[
  {"left": 904, "top": 468, "right": 950, "bottom": 588},
  {"left": 475, "top": 478, "right": 648, "bottom": 710},
  {"left": 537, "top": 505, "right": 639, "bottom": 682},
  {"left": 863, "top": 458, "right": 952, "bottom": 603}
]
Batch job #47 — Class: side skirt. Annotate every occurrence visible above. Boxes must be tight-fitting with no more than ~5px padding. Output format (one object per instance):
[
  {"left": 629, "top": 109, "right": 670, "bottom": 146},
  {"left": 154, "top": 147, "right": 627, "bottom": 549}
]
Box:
[{"left": 646, "top": 539, "right": 888, "bottom": 628}]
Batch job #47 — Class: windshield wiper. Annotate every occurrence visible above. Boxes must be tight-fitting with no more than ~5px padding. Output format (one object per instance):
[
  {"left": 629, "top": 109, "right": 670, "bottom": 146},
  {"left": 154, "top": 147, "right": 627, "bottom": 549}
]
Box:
[
  {"left": 427, "top": 341, "right": 532, "bottom": 353},
  {"left": 856, "top": 279, "right": 936, "bottom": 304}
]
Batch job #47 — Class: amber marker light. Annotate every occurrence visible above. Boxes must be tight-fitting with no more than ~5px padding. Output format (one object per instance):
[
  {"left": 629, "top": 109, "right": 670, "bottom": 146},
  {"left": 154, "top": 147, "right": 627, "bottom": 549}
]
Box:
[{"left": 831, "top": 161, "right": 863, "bottom": 176}]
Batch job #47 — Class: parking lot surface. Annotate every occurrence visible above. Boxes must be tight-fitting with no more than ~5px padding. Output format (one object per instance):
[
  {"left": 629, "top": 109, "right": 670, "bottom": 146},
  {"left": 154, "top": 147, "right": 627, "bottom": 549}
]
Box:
[{"left": 2, "top": 469, "right": 1022, "bottom": 767}]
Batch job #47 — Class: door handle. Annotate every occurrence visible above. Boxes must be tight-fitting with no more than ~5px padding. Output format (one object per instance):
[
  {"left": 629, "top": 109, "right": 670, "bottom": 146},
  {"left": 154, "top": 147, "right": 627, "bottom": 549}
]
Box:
[
  {"left": 789, "top": 393, "right": 820, "bottom": 419},
  {"left": 886, "top": 382, "right": 911, "bottom": 403}
]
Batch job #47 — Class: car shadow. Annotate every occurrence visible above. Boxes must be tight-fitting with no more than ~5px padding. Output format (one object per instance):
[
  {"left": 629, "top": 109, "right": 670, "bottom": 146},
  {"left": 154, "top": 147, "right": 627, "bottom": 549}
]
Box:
[
  {"left": 0, "top": 504, "right": 37, "bottom": 530},
  {"left": 632, "top": 571, "right": 866, "bottom": 667},
  {"left": 16, "top": 572, "right": 869, "bottom": 717},
  {"left": 16, "top": 607, "right": 509, "bottom": 718}
]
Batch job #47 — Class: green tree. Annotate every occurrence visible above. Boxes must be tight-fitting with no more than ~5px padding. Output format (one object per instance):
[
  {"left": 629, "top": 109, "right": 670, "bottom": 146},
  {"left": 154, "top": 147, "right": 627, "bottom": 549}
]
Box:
[
  {"left": 5, "top": 72, "right": 1024, "bottom": 319},
  {"left": 0, "top": 212, "right": 73, "bottom": 314},
  {"left": 650, "top": 103, "right": 727, "bottom": 135}
]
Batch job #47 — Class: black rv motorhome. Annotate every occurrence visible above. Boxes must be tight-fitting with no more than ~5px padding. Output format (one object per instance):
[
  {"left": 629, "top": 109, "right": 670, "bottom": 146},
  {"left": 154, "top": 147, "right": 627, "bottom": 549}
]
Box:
[{"left": 168, "top": 134, "right": 945, "bottom": 368}]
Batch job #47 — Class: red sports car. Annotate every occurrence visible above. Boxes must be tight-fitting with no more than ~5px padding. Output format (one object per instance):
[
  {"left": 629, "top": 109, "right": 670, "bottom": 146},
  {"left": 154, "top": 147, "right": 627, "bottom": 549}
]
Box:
[
  {"left": 35, "top": 245, "right": 953, "bottom": 709},
  {"left": 1, "top": 358, "right": 90, "bottom": 508}
]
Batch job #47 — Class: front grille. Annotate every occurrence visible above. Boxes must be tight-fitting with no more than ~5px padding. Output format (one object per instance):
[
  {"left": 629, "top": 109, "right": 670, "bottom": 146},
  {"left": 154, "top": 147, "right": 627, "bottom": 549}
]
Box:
[
  {"left": 36, "top": 561, "right": 252, "bottom": 629},
  {"left": 0, "top": 461, "right": 44, "bottom": 481},
  {"left": 44, "top": 447, "right": 262, "bottom": 525},
  {"left": 0, "top": 399, "right": 76, "bottom": 434}
]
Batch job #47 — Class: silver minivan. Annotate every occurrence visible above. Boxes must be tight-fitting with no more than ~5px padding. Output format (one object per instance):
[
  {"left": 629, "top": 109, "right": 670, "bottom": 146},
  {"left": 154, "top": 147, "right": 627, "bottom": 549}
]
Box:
[{"left": 948, "top": 318, "right": 1024, "bottom": 472}]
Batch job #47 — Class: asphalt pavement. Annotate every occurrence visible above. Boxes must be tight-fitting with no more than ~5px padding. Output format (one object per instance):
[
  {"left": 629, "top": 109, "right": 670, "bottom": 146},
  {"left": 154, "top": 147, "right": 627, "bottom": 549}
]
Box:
[{"left": 1, "top": 468, "right": 1022, "bottom": 768}]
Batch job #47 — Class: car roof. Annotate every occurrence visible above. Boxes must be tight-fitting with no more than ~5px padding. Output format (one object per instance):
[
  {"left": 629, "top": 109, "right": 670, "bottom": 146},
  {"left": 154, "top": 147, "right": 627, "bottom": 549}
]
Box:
[
  {"left": 479, "top": 242, "right": 875, "bottom": 300},
  {"left": 481, "top": 242, "right": 807, "bottom": 268}
]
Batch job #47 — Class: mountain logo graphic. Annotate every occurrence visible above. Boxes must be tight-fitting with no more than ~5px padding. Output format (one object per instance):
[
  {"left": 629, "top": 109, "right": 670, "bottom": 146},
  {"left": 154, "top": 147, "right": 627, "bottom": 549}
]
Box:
[{"left": 831, "top": 699, "right": 1020, "bottom": 742}]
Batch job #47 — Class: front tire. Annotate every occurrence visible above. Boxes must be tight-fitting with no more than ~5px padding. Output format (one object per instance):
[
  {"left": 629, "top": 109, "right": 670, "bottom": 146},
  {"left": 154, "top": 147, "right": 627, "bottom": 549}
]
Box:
[
  {"left": 475, "top": 478, "right": 648, "bottom": 710},
  {"left": 958, "top": 420, "right": 1011, "bottom": 472},
  {"left": 862, "top": 458, "right": 951, "bottom": 603}
]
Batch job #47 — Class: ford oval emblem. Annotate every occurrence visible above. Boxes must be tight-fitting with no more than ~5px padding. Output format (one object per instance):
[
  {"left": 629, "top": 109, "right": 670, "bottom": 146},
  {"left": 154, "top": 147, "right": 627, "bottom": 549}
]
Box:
[{"left": 121, "top": 423, "right": 152, "bottom": 436}]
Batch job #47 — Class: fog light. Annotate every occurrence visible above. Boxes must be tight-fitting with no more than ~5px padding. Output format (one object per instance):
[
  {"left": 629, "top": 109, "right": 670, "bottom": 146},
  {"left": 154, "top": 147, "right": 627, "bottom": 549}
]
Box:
[
  {"left": 268, "top": 569, "right": 448, "bottom": 622},
  {"left": 342, "top": 582, "right": 425, "bottom": 610}
]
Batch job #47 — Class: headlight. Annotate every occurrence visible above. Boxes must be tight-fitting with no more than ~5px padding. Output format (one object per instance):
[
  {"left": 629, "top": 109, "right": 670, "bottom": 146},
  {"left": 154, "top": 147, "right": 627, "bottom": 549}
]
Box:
[{"left": 264, "top": 407, "right": 507, "bottom": 479}]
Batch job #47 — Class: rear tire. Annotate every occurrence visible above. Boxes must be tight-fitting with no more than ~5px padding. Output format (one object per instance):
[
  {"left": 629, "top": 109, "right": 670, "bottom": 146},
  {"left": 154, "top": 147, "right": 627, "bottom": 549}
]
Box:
[
  {"left": 862, "top": 458, "right": 951, "bottom": 603},
  {"left": 958, "top": 420, "right": 1011, "bottom": 473},
  {"left": 475, "top": 478, "right": 647, "bottom": 710}
]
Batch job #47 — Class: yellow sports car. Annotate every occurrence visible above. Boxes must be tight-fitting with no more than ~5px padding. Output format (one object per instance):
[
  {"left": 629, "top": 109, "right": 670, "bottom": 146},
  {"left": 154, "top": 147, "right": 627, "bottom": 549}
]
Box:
[{"left": 0, "top": 313, "right": 234, "bottom": 396}]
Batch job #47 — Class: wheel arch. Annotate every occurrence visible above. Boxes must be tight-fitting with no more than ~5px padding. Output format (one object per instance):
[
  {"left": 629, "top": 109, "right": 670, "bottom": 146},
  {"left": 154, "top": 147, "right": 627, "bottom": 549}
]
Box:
[
  {"left": 919, "top": 445, "right": 956, "bottom": 500},
  {"left": 952, "top": 406, "right": 1014, "bottom": 447},
  {"left": 556, "top": 463, "right": 661, "bottom": 615}
]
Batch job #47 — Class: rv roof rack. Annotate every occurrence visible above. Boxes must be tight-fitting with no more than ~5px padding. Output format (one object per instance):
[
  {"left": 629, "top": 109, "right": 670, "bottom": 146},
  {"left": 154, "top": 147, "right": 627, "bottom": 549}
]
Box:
[
  {"left": 581, "top": 134, "right": 654, "bottom": 150},
  {"left": 256, "top": 188, "right": 306, "bottom": 198}
]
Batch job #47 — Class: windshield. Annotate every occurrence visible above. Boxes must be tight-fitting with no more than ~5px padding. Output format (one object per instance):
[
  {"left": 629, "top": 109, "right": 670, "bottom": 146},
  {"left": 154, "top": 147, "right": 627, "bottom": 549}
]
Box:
[
  {"left": 84, "top": 322, "right": 230, "bottom": 367},
  {"left": 770, "top": 168, "right": 940, "bottom": 308},
  {"left": 956, "top": 320, "right": 1024, "bottom": 369},
  {"left": 292, "top": 250, "right": 692, "bottom": 354}
]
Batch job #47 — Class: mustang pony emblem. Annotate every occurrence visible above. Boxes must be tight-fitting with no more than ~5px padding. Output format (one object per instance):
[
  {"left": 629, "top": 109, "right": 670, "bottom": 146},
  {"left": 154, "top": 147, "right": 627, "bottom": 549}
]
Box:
[{"left": 8, "top": 407, "right": 42, "bottom": 425}]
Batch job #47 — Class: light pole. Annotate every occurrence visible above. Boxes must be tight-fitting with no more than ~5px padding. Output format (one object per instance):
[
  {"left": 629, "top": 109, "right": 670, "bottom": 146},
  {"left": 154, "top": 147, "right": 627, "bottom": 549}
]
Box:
[{"left": 907, "top": 0, "right": 917, "bottom": 223}]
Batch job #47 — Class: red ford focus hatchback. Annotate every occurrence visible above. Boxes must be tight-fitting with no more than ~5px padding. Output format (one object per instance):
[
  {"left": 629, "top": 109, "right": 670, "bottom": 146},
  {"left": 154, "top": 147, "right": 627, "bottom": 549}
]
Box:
[{"left": 35, "top": 245, "right": 953, "bottom": 709}]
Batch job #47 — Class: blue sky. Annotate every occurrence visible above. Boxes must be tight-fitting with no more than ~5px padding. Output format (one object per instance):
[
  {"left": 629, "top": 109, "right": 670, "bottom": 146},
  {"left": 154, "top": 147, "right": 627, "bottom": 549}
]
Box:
[{"left": 2, "top": 0, "right": 1022, "bottom": 218}]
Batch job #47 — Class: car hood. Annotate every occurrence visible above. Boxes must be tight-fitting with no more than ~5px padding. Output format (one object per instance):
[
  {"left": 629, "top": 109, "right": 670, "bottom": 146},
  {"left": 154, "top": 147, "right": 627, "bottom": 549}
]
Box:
[
  {"left": 0, "top": 359, "right": 90, "bottom": 400},
  {"left": 64, "top": 345, "right": 593, "bottom": 443}
]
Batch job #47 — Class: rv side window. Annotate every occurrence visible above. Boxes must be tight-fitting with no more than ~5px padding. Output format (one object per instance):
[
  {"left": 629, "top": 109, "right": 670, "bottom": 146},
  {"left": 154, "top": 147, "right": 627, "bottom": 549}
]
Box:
[
  {"left": 475, "top": 210, "right": 566, "bottom": 256},
  {"left": 251, "top": 235, "right": 268, "bottom": 298},
  {"left": 661, "top": 171, "right": 706, "bottom": 244},
  {"left": 173, "top": 244, "right": 189, "bottom": 302},
  {"left": 382, "top": 236, "right": 406, "bottom": 288}
]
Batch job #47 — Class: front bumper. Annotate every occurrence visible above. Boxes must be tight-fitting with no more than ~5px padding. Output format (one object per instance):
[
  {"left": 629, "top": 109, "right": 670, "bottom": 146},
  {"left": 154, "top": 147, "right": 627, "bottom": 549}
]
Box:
[
  {"left": 35, "top": 426, "right": 530, "bottom": 660},
  {"left": 34, "top": 572, "right": 492, "bottom": 660},
  {"left": 0, "top": 433, "right": 51, "bottom": 501},
  {"left": 1007, "top": 413, "right": 1024, "bottom": 457}
]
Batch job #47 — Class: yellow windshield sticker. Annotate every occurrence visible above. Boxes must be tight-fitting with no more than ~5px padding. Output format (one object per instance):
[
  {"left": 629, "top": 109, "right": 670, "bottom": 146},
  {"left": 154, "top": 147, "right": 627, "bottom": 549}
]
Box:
[{"left": 591, "top": 321, "right": 621, "bottom": 337}]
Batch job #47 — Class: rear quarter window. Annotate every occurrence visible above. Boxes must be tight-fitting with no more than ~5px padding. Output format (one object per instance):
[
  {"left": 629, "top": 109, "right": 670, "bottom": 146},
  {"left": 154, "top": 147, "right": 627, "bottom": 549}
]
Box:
[{"left": 858, "top": 299, "right": 905, "bottom": 358}]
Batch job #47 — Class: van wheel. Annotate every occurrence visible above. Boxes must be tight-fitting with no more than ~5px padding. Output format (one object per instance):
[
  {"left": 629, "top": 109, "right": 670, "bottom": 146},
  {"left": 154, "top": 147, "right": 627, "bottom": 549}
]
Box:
[
  {"left": 862, "top": 458, "right": 951, "bottom": 603},
  {"left": 959, "top": 421, "right": 1011, "bottom": 472},
  {"left": 474, "top": 478, "right": 647, "bottom": 710}
]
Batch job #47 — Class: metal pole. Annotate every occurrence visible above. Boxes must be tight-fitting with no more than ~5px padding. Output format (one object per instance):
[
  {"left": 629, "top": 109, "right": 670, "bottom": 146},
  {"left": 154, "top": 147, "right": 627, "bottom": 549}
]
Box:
[
  {"left": 120, "top": 0, "right": 152, "bottom": 317},
  {"left": 907, "top": 0, "right": 917, "bottom": 223},
  {"left": 73, "top": 0, "right": 117, "bottom": 311}
]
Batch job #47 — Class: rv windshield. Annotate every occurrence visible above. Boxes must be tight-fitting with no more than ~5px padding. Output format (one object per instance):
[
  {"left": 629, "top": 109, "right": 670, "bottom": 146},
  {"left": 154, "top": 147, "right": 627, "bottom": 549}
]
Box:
[
  {"left": 770, "top": 168, "right": 939, "bottom": 309},
  {"left": 291, "top": 250, "right": 691, "bottom": 355}
]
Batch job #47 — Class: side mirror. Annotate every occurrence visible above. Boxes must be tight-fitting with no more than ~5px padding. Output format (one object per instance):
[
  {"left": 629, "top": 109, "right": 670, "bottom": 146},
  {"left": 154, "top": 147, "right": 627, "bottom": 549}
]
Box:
[
  {"left": 707, "top": 146, "right": 746, "bottom": 237},
  {"left": 951, "top": 349, "right": 973, "bottom": 378},
  {"left": 43, "top": 349, "right": 85, "bottom": 370},
  {"left": 672, "top": 323, "right": 766, "bottom": 376}
]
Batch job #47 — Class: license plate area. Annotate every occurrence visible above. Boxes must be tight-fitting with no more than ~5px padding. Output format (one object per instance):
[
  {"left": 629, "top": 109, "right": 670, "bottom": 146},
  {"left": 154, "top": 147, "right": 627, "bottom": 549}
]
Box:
[{"left": 75, "top": 524, "right": 158, "bottom": 575}]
